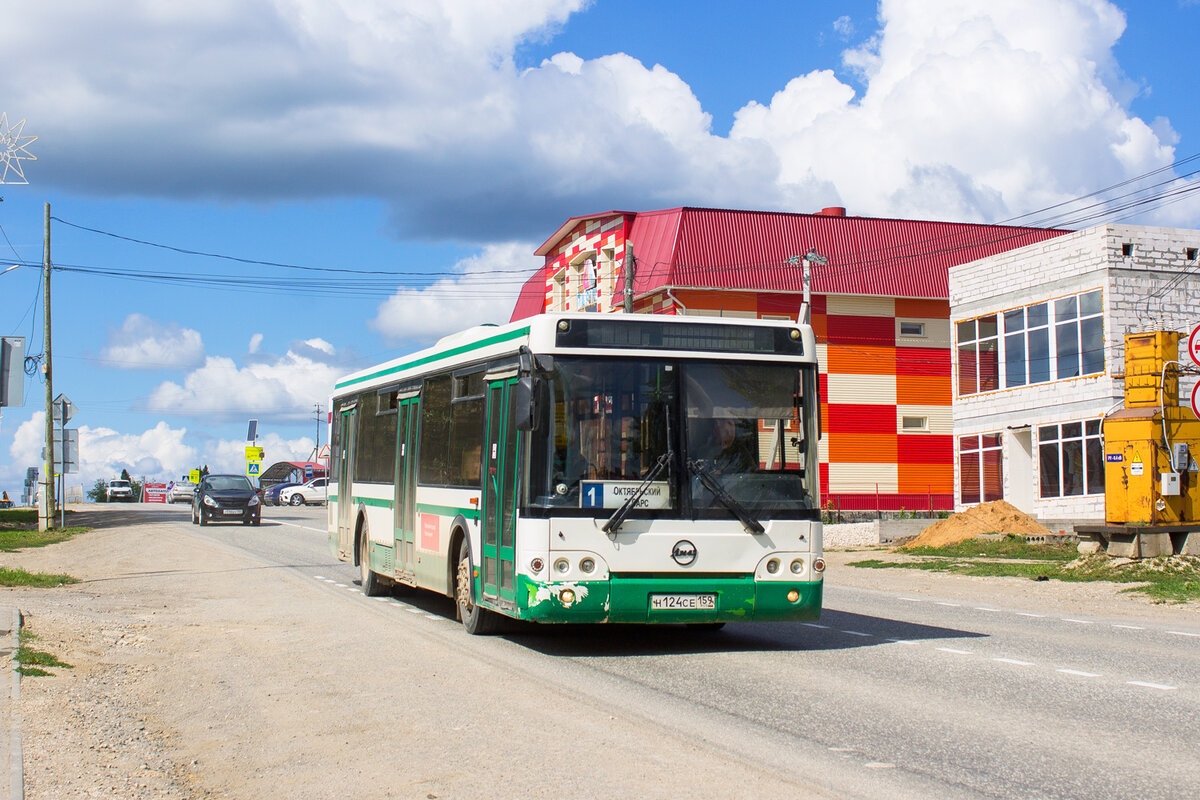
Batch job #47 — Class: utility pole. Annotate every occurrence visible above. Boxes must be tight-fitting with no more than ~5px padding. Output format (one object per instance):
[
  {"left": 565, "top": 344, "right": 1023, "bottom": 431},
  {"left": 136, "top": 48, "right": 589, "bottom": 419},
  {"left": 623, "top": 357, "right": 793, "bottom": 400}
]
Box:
[
  {"left": 40, "top": 202, "right": 54, "bottom": 531},
  {"left": 622, "top": 242, "right": 635, "bottom": 314}
]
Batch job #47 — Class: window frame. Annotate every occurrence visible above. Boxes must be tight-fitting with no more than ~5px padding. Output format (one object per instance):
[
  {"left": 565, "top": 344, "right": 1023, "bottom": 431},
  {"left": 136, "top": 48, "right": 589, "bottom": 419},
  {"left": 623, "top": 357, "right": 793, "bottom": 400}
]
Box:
[{"left": 1037, "top": 419, "right": 1104, "bottom": 499}]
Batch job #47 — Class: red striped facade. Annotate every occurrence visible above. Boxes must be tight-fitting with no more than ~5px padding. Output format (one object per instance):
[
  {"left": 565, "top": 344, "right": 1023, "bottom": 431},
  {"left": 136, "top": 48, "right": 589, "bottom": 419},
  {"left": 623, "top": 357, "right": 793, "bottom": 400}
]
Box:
[{"left": 512, "top": 207, "right": 1070, "bottom": 511}]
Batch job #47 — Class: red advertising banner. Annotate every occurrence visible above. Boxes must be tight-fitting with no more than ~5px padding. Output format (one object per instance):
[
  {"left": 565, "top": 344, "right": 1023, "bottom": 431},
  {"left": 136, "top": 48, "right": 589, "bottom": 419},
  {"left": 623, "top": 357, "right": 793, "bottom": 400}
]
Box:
[{"left": 142, "top": 483, "right": 169, "bottom": 504}]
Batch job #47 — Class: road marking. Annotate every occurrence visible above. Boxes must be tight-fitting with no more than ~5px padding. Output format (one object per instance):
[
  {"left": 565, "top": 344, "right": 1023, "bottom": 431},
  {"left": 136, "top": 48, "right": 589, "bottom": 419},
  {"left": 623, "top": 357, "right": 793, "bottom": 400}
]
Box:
[
  {"left": 335, "top": 583, "right": 348, "bottom": 588},
  {"left": 1113, "top": 624, "right": 1143, "bottom": 630},
  {"left": 886, "top": 638, "right": 920, "bottom": 645},
  {"left": 801, "top": 623, "right": 830, "bottom": 629},
  {"left": 841, "top": 630, "right": 872, "bottom": 637},
  {"left": 1017, "top": 612, "right": 1046, "bottom": 618},
  {"left": 1058, "top": 669, "right": 1101, "bottom": 677},
  {"left": 314, "top": 575, "right": 326, "bottom": 580},
  {"left": 937, "top": 647, "right": 972, "bottom": 655},
  {"left": 975, "top": 607, "right": 1001, "bottom": 612},
  {"left": 1167, "top": 630, "right": 1200, "bottom": 638},
  {"left": 1127, "top": 681, "right": 1177, "bottom": 691},
  {"left": 993, "top": 658, "right": 1034, "bottom": 666},
  {"left": 828, "top": 747, "right": 856, "bottom": 753},
  {"left": 899, "top": 597, "right": 922, "bottom": 602},
  {"left": 936, "top": 602, "right": 960, "bottom": 607},
  {"left": 864, "top": 763, "right": 895, "bottom": 769},
  {"left": 405, "top": 608, "right": 422, "bottom": 614},
  {"left": 1061, "top": 618, "right": 1093, "bottom": 624},
  {"left": 373, "top": 597, "right": 390, "bottom": 602},
  {"left": 273, "top": 519, "right": 327, "bottom": 534}
]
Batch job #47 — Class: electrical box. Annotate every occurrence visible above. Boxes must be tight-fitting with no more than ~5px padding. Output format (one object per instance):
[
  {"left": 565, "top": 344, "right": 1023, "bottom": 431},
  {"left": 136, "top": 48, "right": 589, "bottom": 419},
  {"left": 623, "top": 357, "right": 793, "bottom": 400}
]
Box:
[
  {"left": 1174, "top": 443, "right": 1191, "bottom": 472},
  {"left": 1161, "top": 472, "right": 1181, "bottom": 496}
]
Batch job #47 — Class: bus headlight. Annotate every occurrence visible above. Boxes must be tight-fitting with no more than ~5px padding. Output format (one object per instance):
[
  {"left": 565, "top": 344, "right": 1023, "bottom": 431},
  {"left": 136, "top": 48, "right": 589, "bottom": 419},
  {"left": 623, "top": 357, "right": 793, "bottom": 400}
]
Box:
[
  {"left": 554, "top": 558, "right": 570, "bottom": 574},
  {"left": 766, "top": 558, "right": 780, "bottom": 574},
  {"left": 580, "top": 557, "right": 595, "bottom": 574},
  {"left": 790, "top": 558, "right": 804, "bottom": 574}
]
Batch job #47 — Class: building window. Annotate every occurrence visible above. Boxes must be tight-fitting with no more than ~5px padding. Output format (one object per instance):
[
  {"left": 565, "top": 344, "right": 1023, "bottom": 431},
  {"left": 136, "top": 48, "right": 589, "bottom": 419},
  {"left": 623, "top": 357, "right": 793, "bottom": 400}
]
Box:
[
  {"left": 1038, "top": 420, "right": 1104, "bottom": 498},
  {"left": 1054, "top": 289, "right": 1103, "bottom": 379},
  {"left": 1003, "top": 302, "right": 1050, "bottom": 388},
  {"left": 901, "top": 415, "right": 929, "bottom": 432},
  {"left": 899, "top": 321, "right": 926, "bottom": 337},
  {"left": 956, "top": 315, "right": 998, "bottom": 396},
  {"left": 1121, "top": 243, "right": 1134, "bottom": 257},
  {"left": 551, "top": 269, "right": 566, "bottom": 311},
  {"left": 960, "top": 433, "right": 1002, "bottom": 504},
  {"left": 1187, "top": 247, "right": 1198, "bottom": 261}
]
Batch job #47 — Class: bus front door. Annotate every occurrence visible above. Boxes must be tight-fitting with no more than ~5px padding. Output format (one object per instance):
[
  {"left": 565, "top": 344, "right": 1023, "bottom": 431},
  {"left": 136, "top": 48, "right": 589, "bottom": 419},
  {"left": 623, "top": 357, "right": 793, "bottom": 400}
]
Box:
[
  {"left": 336, "top": 406, "right": 357, "bottom": 560},
  {"left": 393, "top": 398, "right": 419, "bottom": 582},
  {"left": 481, "top": 378, "right": 519, "bottom": 606}
]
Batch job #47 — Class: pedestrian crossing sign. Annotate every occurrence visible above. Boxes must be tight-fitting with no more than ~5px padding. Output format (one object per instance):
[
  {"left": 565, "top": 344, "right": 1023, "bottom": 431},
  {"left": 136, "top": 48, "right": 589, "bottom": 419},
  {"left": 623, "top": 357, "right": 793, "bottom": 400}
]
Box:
[{"left": 246, "top": 461, "right": 261, "bottom": 477}]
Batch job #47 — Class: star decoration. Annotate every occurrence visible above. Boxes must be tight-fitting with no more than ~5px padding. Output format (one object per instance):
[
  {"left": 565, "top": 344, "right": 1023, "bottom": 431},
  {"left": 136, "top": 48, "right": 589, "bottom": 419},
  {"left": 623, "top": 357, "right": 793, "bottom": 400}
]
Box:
[{"left": 0, "top": 113, "right": 38, "bottom": 184}]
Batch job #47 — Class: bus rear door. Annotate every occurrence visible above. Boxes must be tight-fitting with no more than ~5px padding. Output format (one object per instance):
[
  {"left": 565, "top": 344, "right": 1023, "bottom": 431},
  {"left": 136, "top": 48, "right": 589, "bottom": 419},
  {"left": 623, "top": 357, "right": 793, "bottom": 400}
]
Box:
[
  {"left": 481, "top": 378, "right": 519, "bottom": 607},
  {"left": 336, "top": 405, "right": 357, "bottom": 559},
  {"left": 393, "top": 397, "right": 419, "bottom": 581}
]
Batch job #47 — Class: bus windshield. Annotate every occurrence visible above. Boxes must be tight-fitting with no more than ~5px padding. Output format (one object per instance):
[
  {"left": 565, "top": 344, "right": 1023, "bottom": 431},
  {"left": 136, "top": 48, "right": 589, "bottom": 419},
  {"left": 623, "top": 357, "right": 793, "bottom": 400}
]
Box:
[{"left": 528, "top": 357, "right": 819, "bottom": 517}]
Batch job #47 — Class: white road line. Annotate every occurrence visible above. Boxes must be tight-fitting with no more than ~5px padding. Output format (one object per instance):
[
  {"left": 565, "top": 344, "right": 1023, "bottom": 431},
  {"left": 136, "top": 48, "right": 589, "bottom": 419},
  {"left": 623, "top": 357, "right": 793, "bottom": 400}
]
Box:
[
  {"left": 373, "top": 597, "right": 390, "bottom": 602},
  {"left": 993, "top": 658, "right": 1034, "bottom": 666},
  {"left": 886, "top": 638, "right": 920, "bottom": 645},
  {"left": 1061, "top": 618, "right": 1093, "bottom": 624},
  {"left": 898, "top": 597, "right": 922, "bottom": 602},
  {"left": 405, "top": 608, "right": 422, "bottom": 615},
  {"left": 334, "top": 583, "right": 348, "bottom": 588},
  {"left": 937, "top": 647, "right": 972, "bottom": 655},
  {"left": 1167, "top": 630, "right": 1200, "bottom": 638},
  {"left": 841, "top": 630, "right": 872, "bottom": 637},
  {"left": 828, "top": 747, "right": 856, "bottom": 753},
  {"left": 801, "top": 623, "right": 830, "bottom": 629},
  {"left": 314, "top": 575, "right": 326, "bottom": 580},
  {"left": 975, "top": 607, "right": 1001, "bottom": 612},
  {"left": 273, "top": 520, "right": 327, "bottom": 534},
  {"left": 864, "top": 763, "right": 896, "bottom": 769},
  {"left": 1058, "top": 669, "right": 1101, "bottom": 678},
  {"left": 1113, "top": 624, "right": 1143, "bottom": 630},
  {"left": 1127, "top": 681, "right": 1177, "bottom": 691},
  {"left": 1016, "top": 612, "right": 1046, "bottom": 618},
  {"left": 936, "top": 602, "right": 960, "bottom": 607}
]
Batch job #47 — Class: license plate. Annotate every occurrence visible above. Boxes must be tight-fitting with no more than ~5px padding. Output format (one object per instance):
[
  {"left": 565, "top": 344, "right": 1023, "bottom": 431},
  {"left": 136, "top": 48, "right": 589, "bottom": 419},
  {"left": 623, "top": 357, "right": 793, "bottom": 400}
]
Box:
[
  {"left": 223, "top": 509, "right": 243, "bottom": 516},
  {"left": 650, "top": 593, "right": 716, "bottom": 610}
]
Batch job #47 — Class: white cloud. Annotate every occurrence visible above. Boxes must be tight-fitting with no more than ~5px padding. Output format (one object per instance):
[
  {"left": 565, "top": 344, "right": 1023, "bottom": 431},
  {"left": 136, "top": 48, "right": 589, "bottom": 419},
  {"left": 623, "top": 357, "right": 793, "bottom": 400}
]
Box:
[
  {"left": 145, "top": 344, "right": 347, "bottom": 420},
  {"left": 101, "top": 314, "right": 204, "bottom": 369},
  {"left": 0, "top": 0, "right": 1189, "bottom": 233},
  {"left": 369, "top": 242, "right": 539, "bottom": 345},
  {"left": 248, "top": 333, "right": 264, "bottom": 354},
  {"left": 6, "top": 412, "right": 315, "bottom": 487},
  {"left": 833, "top": 15, "right": 855, "bottom": 39}
]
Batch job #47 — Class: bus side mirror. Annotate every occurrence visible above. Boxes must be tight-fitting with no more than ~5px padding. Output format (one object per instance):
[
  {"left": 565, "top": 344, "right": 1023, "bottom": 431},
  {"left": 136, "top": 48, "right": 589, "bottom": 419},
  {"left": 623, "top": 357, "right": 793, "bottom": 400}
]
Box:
[{"left": 514, "top": 377, "right": 537, "bottom": 431}]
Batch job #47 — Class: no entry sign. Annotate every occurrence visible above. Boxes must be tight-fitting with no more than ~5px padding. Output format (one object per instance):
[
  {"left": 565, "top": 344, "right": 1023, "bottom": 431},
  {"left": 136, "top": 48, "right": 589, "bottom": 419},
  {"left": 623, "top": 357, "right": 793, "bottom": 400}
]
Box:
[{"left": 1189, "top": 323, "right": 1200, "bottom": 368}]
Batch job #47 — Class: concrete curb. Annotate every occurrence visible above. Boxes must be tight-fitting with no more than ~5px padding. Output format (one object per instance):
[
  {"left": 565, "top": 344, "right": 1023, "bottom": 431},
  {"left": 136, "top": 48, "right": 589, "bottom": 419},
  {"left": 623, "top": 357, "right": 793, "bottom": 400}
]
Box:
[{"left": 9, "top": 608, "right": 21, "bottom": 800}]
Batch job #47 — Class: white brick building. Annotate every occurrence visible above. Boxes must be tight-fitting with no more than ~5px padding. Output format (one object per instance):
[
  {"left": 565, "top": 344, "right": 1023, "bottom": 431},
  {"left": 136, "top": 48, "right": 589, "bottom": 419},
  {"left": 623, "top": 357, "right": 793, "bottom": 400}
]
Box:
[{"left": 949, "top": 224, "right": 1200, "bottom": 520}]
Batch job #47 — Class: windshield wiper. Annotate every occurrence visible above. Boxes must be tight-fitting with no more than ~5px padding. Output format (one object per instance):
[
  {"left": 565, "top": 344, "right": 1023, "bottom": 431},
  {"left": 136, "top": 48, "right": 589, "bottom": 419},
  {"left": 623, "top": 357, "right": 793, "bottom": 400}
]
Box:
[
  {"left": 602, "top": 450, "right": 673, "bottom": 536},
  {"left": 686, "top": 460, "right": 765, "bottom": 535}
]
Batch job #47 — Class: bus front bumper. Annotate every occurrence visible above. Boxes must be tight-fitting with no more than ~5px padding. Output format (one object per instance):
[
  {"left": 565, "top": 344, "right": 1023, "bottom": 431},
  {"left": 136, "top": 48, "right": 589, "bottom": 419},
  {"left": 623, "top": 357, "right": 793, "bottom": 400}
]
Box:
[{"left": 516, "top": 574, "right": 822, "bottom": 624}]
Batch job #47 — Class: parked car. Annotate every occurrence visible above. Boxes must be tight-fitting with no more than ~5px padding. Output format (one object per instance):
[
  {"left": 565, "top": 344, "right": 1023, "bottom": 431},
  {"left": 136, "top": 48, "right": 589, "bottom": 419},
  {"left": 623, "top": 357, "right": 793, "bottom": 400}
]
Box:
[
  {"left": 167, "top": 480, "right": 195, "bottom": 504},
  {"left": 106, "top": 479, "right": 135, "bottom": 503},
  {"left": 279, "top": 477, "right": 327, "bottom": 506},
  {"left": 263, "top": 481, "right": 300, "bottom": 506},
  {"left": 192, "top": 474, "right": 261, "bottom": 526}
]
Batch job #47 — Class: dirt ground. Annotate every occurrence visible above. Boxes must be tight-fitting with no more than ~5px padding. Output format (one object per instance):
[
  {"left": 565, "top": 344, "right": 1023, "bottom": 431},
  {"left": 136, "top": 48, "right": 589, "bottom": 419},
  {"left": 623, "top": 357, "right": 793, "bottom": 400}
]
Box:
[{"left": 7, "top": 508, "right": 1197, "bottom": 799}]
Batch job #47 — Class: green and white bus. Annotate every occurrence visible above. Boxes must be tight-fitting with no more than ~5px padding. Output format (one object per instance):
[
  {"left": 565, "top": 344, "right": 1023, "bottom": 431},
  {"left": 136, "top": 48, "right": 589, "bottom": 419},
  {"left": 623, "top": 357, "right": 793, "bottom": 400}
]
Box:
[{"left": 328, "top": 312, "right": 824, "bottom": 634}]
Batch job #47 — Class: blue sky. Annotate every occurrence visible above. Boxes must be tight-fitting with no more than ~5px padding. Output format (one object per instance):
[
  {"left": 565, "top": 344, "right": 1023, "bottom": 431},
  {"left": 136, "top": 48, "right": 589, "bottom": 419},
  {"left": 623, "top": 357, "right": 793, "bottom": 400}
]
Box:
[{"left": 1, "top": 0, "right": 1198, "bottom": 495}]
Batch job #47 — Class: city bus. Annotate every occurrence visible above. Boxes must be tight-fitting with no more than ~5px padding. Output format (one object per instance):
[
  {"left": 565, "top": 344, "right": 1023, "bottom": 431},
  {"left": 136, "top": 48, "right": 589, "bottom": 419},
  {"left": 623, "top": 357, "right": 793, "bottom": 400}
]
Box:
[{"left": 328, "top": 312, "right": 824, "bottom": 634}]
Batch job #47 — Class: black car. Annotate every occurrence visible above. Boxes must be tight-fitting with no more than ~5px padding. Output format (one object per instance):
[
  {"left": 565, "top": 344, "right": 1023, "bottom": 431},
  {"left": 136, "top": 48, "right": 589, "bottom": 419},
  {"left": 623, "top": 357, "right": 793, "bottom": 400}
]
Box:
[{"left": 192, "top": 474, "right": 261, "bottom": 526}]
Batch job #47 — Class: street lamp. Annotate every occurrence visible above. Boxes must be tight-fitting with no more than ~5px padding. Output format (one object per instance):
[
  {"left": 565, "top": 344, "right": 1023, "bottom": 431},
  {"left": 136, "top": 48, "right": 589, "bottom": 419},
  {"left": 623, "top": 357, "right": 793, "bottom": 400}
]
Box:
[
  {"left": 2, "top": 265, "right": 18, "bottom": 276},
  {"left": 786, "top": 249, "right": 828, "bottom": 324}
]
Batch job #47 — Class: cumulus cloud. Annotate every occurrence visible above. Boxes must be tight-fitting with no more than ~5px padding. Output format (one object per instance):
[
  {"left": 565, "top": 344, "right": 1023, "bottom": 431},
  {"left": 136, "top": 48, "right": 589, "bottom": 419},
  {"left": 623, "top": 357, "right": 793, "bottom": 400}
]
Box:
[
  {"left": 0, "top": 0, "right": 1189, "bottom": 235},
  {"left": 369, "top": 242, "right": 539, "bottom": 345},
  {"left": 6, "top": 413, "right": 315, "bottom": 486},
  {"left": 101, "top": 314, "right": 205, "bottom": 369},
  {"left": 145, "top": 343, "right": 349, "bottom": 420}
]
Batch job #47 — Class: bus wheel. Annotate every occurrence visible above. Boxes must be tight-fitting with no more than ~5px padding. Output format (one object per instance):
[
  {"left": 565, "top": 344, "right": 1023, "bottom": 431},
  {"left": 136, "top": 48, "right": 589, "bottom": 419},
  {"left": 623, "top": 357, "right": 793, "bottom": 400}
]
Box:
[
  {"left": 456, "top": 539, "right": 499, "bottom": 635},
  {"left": 360, "top": 529, "right": 385, "bottom": 597}
]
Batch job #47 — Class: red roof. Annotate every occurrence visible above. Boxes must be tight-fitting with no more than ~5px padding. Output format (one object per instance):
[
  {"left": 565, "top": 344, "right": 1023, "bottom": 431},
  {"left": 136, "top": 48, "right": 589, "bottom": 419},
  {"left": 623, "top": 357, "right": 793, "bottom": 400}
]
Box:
[{"left": 511, "top": 207, "right": 1071, "bottom": 321}]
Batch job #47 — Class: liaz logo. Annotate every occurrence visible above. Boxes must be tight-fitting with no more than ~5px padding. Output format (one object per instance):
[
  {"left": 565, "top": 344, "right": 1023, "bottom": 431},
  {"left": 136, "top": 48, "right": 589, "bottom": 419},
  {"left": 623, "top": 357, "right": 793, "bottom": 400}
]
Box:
[{"left": 671, "top": 540, "right": 697, "bottom": 566}]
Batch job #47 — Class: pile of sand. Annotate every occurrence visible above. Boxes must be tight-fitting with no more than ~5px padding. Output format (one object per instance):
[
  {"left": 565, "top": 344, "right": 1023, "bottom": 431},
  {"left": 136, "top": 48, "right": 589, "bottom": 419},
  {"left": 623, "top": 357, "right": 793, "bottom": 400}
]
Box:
[{"left": 900, "top": 500, "right": 1052, "bottom": 549}]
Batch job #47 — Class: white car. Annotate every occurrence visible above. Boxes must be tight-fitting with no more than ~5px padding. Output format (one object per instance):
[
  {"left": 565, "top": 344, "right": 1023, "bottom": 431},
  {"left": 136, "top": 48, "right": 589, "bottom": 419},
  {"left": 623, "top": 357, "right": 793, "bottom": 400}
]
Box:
[
  {"left": 106, "top": 479, "right": 135, "bottom": 502},
  {"left": 167, "top": 481, "right": 196, "bottom": 504},
  {"left": 279, "top": 477, "right": 327, "bottom": 506}
]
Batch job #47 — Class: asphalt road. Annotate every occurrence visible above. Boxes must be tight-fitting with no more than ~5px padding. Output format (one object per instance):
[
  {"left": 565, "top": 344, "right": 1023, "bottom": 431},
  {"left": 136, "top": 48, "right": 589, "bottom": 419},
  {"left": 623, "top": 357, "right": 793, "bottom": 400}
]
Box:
[{"left": 151, "top": 502, "right": 1200, "bottom": 799}]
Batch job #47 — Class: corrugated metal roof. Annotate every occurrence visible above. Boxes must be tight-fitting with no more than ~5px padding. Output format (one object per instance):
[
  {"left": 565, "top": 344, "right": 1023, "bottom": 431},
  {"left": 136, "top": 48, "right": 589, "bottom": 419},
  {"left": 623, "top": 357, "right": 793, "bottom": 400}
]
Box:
[{"left": 511, "top": 206, "right": 1072, "bottom": 321}]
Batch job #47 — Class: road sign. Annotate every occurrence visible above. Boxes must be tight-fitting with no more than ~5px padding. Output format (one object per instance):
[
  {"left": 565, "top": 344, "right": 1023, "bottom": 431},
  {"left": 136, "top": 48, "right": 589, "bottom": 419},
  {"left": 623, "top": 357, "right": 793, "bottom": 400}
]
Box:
[
  {"left": 1188, "top": 324, "right": 1200, "bottom": 368},
  {"left": 246, "top": 461, "right": 261, "bottom": 478},
  {"left": 245, "top": 446, "right": 264, "bottom": 461},
  {"left": 51, "top": 394, "right": 77, "bottom": 424},
  {"left": 0, "top": 337, "right": 25, "bottom": 407},
  {"left": 47, "top": 429, "right": 78, "bottom": 473},
  {"left": 1193, "top": 382, "right": 1200, "bottom": 422},
  {"left": 304, "top": 464, "right": 313, "bottom": 480},
  {"left": 189, "top": 469, "right": 201, "bottom": 485}
]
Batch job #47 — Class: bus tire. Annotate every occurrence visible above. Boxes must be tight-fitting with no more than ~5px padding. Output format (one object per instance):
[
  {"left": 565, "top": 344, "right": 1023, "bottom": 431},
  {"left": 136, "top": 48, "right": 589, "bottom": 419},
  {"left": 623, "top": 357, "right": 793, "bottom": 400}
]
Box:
[
  {"left": 359, "top": 525, "right": 385, "bottom": 597},
  {"left": 456, "top": 538, "right": 499, "bottom": 635}
]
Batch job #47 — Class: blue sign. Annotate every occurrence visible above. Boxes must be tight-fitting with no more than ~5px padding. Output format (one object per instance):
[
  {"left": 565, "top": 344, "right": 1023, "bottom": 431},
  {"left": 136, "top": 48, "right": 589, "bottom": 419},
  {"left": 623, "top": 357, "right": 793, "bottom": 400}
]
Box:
[
  {"left": 304, "top": 464, "right": 314, "bottom": 479},
  {"left": 1106, "top": 453, "right": 1123, "bottom": 462},
  {"left": 580, "top": 482, "right": 604, "bottom": 508}
]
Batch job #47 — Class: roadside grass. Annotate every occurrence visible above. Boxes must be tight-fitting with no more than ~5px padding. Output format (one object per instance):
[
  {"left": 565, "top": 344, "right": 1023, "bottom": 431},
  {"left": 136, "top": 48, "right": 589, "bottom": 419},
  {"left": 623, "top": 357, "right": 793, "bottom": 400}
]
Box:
[
  {"left": 902, "top": 534, "right": 1076, "bottom": 562},
  {"left": 848, "top": 553, "right": 1200, "bottom": 603},
  {"left": 0, "top": 527, "right": 88, "bottom": 551},
  {"left": 15, "top": 629, "right": 73, "bottom": 677},
  {"left": 0, "top": 509, "right": 37, "bottom": 525},
  {"left": 0, "top": 567, "right": 79, "bottom": 588}
]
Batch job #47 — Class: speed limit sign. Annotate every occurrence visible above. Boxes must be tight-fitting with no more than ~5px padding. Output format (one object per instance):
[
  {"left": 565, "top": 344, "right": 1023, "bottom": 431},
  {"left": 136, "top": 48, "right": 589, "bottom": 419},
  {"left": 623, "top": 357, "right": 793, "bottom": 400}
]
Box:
[{"left": 1189, "top": 323, "right": 1200, "bottom": 368}]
